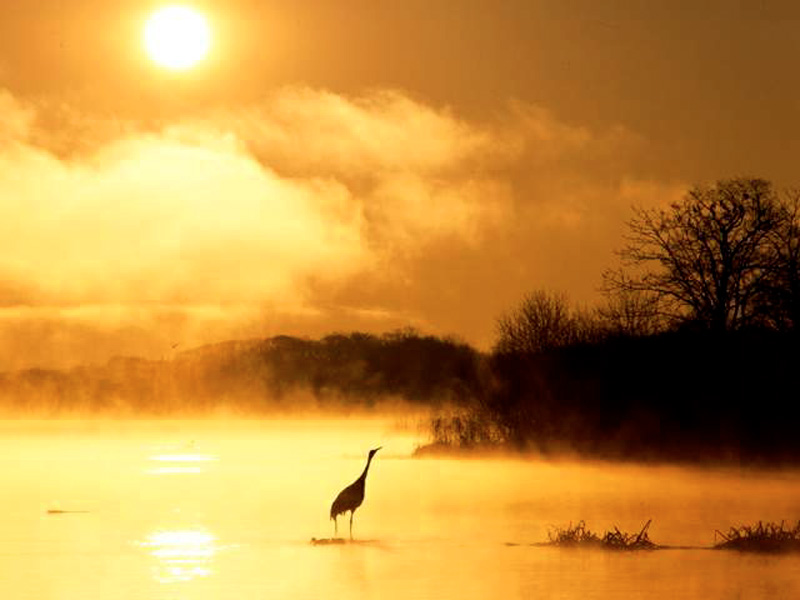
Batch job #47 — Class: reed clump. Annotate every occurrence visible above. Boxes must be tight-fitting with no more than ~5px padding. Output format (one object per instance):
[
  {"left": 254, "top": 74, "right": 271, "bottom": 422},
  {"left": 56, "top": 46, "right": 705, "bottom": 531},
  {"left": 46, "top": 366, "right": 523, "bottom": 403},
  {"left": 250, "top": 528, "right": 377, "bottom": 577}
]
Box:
[
  {"left": 547, "top": 519, "right": 657, "bottom": 551},
  {"left": 714, "top": 520, "right": 800, "bottom": 553},
  {"left": 547, "top": 520, "right": 600, "bottom": 547},
  {"left": 416, "top": 408, "right": 508, "bottom": 455}
]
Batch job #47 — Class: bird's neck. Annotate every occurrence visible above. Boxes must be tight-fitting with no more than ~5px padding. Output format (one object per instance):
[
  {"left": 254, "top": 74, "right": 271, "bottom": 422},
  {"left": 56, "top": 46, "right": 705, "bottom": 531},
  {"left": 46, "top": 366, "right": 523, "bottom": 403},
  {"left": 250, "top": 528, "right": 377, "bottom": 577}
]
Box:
[{"left": 359, "top": 454, "right": 374, "bottom": 481}]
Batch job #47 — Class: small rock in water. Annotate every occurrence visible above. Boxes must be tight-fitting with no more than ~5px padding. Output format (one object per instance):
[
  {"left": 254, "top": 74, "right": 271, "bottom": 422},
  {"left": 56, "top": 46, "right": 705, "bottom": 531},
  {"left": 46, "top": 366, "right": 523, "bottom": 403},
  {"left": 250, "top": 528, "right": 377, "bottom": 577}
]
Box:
[{"left": 310, "top": 537, "right": 347, "bottom": 545}]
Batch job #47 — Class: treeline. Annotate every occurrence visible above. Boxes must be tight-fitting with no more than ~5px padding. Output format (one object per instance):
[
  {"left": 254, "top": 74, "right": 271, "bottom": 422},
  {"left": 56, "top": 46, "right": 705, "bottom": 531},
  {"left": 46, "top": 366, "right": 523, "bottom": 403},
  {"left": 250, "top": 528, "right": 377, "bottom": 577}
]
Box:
[
  {"left": 421, "top": 295, "right": 800, "bottom": 463},
  {"left": 0, "top": 330, "right": 484, "bottom": 414},
  {"left": 425, "top": 295, "right": 800, "bottom": 463},
  {"left": 472, "top": 318, "right": 800, "bottom": 463},
  {"left": 424, "top": 178, "right": 800, "bottom": 464}
]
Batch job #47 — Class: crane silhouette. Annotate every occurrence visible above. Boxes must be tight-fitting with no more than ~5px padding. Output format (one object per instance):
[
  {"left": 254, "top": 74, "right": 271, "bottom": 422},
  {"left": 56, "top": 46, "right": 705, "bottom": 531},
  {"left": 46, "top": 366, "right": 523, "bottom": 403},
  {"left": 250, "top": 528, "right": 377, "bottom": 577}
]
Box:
[{"left": 330, "top": 447, "right": 381, "bottom": 539}]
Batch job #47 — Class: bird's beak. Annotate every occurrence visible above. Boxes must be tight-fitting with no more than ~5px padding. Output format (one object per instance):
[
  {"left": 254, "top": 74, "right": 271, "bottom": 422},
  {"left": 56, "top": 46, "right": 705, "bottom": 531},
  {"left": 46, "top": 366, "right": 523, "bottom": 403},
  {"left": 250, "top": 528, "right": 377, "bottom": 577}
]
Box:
[{"left": 374, "top": 446, "right": 382, "bottom": 452}]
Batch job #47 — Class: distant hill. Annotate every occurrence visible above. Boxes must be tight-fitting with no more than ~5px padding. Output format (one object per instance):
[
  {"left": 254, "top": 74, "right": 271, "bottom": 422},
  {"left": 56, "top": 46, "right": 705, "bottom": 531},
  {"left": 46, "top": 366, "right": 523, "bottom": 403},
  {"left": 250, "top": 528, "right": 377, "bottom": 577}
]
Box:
[{"left": 0, "top": 330, "right": 486, "bottom": 415}]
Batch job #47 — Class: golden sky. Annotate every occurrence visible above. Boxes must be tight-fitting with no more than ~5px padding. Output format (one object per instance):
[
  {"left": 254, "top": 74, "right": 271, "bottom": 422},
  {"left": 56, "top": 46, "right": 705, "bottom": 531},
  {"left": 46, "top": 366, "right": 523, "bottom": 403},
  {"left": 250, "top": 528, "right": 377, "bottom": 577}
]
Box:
[{"left": 1, "top": 1, "right": 799, "bottom": 367}]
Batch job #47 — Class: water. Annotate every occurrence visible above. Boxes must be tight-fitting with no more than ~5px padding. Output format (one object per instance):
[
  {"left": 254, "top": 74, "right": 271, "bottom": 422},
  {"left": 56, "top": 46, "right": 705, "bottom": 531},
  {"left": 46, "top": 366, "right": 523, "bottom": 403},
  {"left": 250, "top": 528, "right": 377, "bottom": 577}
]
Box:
[{"left": 1, "top": 419, "right": 799, "bottom": 599}]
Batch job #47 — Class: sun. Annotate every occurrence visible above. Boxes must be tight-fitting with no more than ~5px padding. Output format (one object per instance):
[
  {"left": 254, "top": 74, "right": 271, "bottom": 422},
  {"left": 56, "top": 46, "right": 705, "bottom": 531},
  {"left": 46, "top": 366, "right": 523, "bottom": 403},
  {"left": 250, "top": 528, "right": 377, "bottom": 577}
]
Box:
[{"left": 144, "top": 5, "right": 211, "bottom": 71}]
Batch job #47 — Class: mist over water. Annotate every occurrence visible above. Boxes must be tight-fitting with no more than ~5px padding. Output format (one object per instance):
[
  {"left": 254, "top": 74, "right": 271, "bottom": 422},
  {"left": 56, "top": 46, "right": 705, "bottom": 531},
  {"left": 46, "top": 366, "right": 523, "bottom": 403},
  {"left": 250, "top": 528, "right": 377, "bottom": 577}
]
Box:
[{"left": 1, "top": 418, "right": 798, "bottom": 600}]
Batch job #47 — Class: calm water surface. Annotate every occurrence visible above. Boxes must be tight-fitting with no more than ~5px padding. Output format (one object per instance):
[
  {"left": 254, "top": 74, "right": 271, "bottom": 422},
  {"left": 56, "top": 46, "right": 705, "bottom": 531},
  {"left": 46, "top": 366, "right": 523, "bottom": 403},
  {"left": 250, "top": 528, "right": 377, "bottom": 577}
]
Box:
[{"left": 1, "top": 419, "right": 799, "bottom": 599}]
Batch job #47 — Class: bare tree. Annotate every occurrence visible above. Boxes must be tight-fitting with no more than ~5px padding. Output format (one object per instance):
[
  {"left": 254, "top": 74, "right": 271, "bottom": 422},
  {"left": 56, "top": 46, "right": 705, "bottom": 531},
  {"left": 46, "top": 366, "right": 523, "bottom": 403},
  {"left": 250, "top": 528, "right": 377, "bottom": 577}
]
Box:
[
  {"left": 598, "top": 287, "right": 663, "bottom": 336},
  {"left": 764, "top": 190, "right": 800, "bottom": 330},
  {"left": 604, "top": 178, "right": 786, "bottom": 332},
  {"left": 494, "top": 290, "right": 598, "bottom": 354}
]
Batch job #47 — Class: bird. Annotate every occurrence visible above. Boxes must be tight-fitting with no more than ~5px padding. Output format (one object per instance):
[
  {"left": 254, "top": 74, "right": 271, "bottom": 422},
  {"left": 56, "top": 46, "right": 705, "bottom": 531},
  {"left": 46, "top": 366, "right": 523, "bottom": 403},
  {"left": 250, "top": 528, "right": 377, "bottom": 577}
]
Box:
[{"left": 330, "top": 447, "right": 381, "bottom": 540}]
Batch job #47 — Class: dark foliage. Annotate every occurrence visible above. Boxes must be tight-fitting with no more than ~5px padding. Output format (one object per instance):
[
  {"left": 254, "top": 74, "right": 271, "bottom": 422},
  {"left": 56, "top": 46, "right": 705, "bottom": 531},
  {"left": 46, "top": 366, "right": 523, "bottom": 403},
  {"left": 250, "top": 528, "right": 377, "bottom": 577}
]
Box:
[{"left": 481, "top": 328, "right": 800, "bottom": 462}]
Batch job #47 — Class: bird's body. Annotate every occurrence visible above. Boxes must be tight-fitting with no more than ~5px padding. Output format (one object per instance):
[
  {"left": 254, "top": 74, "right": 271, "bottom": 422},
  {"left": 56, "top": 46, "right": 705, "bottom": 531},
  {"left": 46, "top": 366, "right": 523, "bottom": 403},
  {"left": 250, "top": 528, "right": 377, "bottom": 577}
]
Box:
[
  {"left": 330, "top": 478, "right": 366, "bottom": 519},
  {"left": 330, "top": 447, "right": 381, "bottom": 539}
]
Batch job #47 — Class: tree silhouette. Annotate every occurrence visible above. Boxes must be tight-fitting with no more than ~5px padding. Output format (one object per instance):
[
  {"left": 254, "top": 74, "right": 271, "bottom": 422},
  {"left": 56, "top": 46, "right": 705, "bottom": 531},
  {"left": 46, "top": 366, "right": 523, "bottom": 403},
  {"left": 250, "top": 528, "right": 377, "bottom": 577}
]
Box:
[
  {"left": 604, "top": 178, "right": 786, "bottom": 332},
  {"left": 597, "top": 287, "right": 663, "bottom": 337},
  {"left": 494, "top": 290, "right": 597, "bottom": 354},
  {"left": 765, "top": 191, "right": 800, "bottom": 330}
]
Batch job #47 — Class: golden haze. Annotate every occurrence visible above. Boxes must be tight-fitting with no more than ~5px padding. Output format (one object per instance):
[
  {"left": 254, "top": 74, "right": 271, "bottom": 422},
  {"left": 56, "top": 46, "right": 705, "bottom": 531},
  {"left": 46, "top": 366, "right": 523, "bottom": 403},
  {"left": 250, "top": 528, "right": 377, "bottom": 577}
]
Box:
[{"left": 0, "top": 1, "right": 797, "bottom": 368}]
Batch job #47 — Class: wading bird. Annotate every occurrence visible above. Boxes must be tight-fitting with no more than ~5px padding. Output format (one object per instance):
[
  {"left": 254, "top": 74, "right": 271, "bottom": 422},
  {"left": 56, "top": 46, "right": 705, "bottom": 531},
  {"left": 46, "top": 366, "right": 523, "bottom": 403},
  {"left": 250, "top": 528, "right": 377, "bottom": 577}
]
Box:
[{"left": 330, "top": 447, "right": 381, "bottom": 539}]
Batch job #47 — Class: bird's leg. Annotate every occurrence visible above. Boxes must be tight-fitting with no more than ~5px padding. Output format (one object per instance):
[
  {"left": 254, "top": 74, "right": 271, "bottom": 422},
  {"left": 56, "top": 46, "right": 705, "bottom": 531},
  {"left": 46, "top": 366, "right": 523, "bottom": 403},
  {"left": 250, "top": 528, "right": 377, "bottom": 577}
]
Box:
[
  {"left": 349, "top": 510, "right": 354, "bottom": 541},
  {"left": 333, "top": 516, "right": 338, "bottom": 538}
]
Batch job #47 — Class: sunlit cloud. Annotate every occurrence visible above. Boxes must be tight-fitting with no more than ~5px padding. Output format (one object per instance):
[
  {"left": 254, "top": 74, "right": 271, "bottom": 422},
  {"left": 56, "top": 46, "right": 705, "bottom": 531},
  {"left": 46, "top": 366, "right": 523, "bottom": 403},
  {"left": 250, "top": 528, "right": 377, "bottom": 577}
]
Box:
[
  {"left": 0, "top": 86, "right": 683, "bottom": 367},
  {"left": 209, "top": 87, "right": 499, "bottom": 176}
]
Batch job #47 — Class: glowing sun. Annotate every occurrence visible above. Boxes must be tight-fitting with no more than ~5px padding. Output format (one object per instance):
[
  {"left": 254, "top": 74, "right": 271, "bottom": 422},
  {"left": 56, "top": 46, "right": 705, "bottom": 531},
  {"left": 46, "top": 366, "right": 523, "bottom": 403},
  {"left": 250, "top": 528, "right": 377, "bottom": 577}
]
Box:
[{"left": 144, "top": 5, "right": 211, "bottom": 71}]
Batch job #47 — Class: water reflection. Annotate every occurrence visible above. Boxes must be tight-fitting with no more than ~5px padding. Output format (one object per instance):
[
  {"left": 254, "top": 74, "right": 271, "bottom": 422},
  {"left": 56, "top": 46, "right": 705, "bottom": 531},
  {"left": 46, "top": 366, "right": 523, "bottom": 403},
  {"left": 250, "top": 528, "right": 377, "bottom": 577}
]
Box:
[
  {"left": 5, "top": 420, "right": 800, "bottom": 600},
  {"left": 151, "top": 454, "right": 217, "bottom": 462},
  {"left": 147, "top": 453, "right": 217, "bottom": 475},
  {"left": 140, "top": 529, "right": 217, "bottom": 583}
]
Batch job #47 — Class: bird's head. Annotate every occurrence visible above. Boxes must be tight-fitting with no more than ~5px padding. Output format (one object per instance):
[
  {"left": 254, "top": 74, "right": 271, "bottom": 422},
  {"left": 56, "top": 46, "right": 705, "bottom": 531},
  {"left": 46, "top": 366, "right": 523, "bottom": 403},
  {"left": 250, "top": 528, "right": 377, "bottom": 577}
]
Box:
[{"left": 369, "top": 446, "right": 382, "bottom": 458}]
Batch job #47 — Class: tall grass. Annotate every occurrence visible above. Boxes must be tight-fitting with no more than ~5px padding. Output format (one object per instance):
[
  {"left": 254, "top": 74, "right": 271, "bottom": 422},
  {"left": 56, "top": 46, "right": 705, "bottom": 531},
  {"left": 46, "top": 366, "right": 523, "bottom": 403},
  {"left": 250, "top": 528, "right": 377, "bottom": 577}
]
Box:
[
  {"left": 546, "top": 520, "right": 657, "bottom": 551},
  {"left": 714, "top": 520, "right": 800, "bottom": 553}
]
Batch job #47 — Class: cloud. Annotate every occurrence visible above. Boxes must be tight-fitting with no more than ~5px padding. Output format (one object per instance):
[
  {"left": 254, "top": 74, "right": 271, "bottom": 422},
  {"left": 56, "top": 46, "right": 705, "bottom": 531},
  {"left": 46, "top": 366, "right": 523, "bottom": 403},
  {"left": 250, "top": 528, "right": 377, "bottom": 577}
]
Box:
[
  {"left": 0, "top": 91, "right": 34, "bottom": 143},
  {"left": 204, "top": 87, "right": 500, "bottom": 177},
  {"left": 0, "top": 126, "right": 367, "bottom": 306},
  {"left": 0, "top": 87, "right": 516, "bottom": 367},
  {"left": 0, "top": 87, "right": 683, "bottom": 368}
]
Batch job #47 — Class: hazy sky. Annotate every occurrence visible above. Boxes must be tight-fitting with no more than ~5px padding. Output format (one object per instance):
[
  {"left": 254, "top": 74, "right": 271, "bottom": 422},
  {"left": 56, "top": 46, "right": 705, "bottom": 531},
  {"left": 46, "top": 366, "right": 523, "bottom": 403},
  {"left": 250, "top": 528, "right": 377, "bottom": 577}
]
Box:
[{"left": 1, "top": 1, "right": 799, "bottom": 367}]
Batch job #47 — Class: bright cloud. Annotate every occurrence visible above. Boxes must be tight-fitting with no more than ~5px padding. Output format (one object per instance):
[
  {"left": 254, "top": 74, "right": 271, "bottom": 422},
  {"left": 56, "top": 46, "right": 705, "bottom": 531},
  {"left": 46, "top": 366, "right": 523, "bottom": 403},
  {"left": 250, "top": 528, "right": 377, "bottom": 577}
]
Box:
[{"left": 0, "top": 87, "right": 682, "bottom": 368}]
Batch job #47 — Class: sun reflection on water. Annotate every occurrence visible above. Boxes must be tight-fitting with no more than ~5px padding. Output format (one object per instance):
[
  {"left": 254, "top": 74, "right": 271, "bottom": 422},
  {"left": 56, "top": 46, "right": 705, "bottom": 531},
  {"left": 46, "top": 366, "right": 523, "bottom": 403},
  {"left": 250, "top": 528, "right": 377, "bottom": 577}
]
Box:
[{"left": 140, "top": 529, "right": 218, "bottom": 583}]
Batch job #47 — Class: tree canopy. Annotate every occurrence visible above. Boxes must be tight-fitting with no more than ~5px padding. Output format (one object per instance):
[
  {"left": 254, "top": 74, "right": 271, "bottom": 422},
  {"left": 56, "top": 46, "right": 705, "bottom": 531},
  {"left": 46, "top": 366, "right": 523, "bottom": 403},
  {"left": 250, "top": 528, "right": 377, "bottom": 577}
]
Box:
[{"left": 604, "top": 178, "right": 796, "bottom": 332}]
